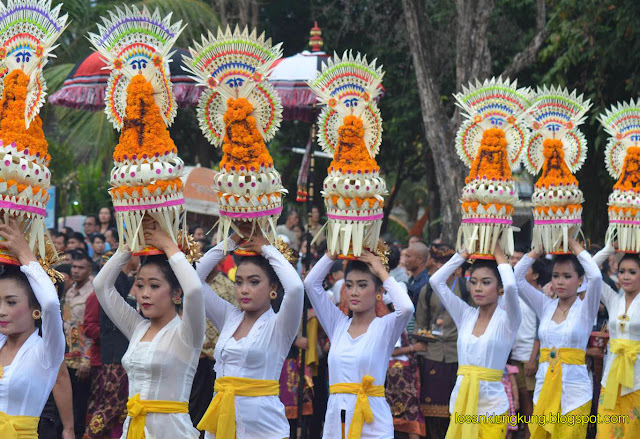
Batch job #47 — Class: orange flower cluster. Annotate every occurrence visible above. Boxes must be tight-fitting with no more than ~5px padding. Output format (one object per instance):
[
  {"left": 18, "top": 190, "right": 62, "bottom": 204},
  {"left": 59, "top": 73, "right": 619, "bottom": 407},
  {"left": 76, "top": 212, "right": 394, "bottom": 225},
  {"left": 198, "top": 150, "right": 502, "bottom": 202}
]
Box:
[
  {"left": 534, "top": 204, "right": 581, "bottom": 215},
  {"left": 462, "top": 201, "right": 514, "bottom": 215},
  {"left": 466, "top": 128, "right": 512, "bottom": 183},
  {"left": 534, "top": 138, "right": 578, "bottom": 188},
  {"left": 111, "top": 178, "right": 182, "bottom": 198},
  {"left": 0, "top": 70, "right": 49, "bottom": 161},
  {"left": 329, "top": 195, "right": 381, "bottom": 209},
  {"left": 609, "top": 205, "right": 639, "bottom": 216},
  {"left": 614, "top": 146, "right": 640, "bottom": 192},
  {"left": 220, "top": 97, "right": 274, "bottom": 171},
  {"left": 329, "top": 115, "right": 379, "bottom": 175},
  {"left": 0, "top": 177, "right": 47, "bottom": 198},
  {"left": 113, "top": 75, "right": 177, "bottom": 162}
]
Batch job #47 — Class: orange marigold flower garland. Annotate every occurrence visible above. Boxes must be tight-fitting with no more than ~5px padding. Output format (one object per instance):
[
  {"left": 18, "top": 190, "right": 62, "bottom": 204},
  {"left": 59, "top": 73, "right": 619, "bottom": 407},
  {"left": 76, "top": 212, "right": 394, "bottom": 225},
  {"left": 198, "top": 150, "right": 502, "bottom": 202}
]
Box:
[
  {"left": 0, "top": 70, "right": 49, "bottom": 161},
  {"left": 113, "top": 75, "right": 177, "bottom": 163},
  {"left": 466, "top": 128, "right": 512, "bottom": 183},
  {"left": 219, "top": 97, "right": 274, "bottom": 172},
  {"left": 328, "top": 115, "right": 379, "bottom": 175},
  {"left": 534, "top": 139, "right": 579, "bottom": 189}
]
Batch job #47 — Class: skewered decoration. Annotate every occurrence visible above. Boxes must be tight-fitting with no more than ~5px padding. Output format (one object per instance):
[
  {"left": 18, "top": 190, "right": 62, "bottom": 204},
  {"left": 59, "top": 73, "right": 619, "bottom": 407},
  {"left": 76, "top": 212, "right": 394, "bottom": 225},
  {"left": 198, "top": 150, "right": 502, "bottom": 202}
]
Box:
[
  {"left": 453, "top": 77, "right": 532, "bottom": 258},
  {"left": 309, "top": 51, "right": 385, "bottom": 258},
  {"left": 89, "top": 6, "right": 189, "bottom": 255},
  {"left": 599, "top": 100, "right": 640, "bottom": 253},
  {"left": 524, "top": 86, "right": 591, "bottom": 254},
  {"left": 0, "top": 0, "right": 67, "bottom": 266},
  {"left": 184, "top": 26, "right": 286, "bottom": 251}
]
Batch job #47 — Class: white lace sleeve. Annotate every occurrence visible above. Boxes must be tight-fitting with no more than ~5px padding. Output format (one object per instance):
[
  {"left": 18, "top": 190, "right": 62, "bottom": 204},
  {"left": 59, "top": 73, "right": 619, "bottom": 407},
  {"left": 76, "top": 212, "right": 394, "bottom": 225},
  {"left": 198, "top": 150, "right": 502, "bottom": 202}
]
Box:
[{"left": 21, "top": 262, "right": 65, "bottom": 369}]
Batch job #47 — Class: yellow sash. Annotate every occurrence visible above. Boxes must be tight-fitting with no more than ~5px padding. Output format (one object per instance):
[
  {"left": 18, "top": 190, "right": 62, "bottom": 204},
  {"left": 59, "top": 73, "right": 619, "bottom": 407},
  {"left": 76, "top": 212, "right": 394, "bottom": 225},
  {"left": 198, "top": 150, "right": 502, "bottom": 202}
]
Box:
[
  {"left": 126, "top": 394, "right": 188, "bottom": 439},
  {"left": 446, "top": 365, "right": 503, "bottom": 439},
  {"left": 602, "top": 339, "right": 640, "bottom": 410},
  {"left": 0, "top": 412, "right": 39, "bottom": 439},
  {"left": 530, "top": 347, "right": 585, "bottom": 439},
  {"left": 197, "top": 376, "right": 279, "bottom": 438},
  {"left": 306, "top": 317, "right": 319, "bottom": 376},
  {"left": 329, "top": 375, "right": 385, "bottom": 439}
]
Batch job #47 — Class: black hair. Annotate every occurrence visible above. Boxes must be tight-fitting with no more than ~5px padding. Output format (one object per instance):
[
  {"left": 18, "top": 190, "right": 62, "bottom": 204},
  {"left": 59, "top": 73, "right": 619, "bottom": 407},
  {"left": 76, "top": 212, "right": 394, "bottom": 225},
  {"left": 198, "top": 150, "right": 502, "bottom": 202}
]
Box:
[
  {"left": 388, "top": 246, "right": 401, "bottom": 271},
  {"left": 553, "top": 254, "right": 585, "bottom": 278},
  {"left": 140, "top": 255, "right": 181, "bottom": 292},
  {"left": 531, "top": 257, "right": 552, "bottom": 287},
  {"left": 344, "top": 260, "right": 383, "bottom": 288},
  {"left": 236, "top": 255, "right": 284, "bottom": 310},
  {"left": 105, "top": 227, "right": 119, "bottom": 242},
  {"left": 57, "top": 263, "right": 72, "bottom": 276},
  {"left": 514, "top": 245, "right": 530, "bottom": 254},
  {"left": 0, "top": 265, "right": 39, "bottom": 309},
  {"left": 91, "top": 233, "right": 106, "bottom": 244},
  {"left": 329, "top": 260, "right": 345, "bottom": 275},
  {"left": 85, "top": 214, "right": 99, "bottom": 225},
  {"left": 98, "top": 207, "right": 116, "bottom": 226},
  {"left": 620, "top": 253, "right": 640, "bottom": 269},
  {"left": 469, "top": 260, "right": 502, "bottom": 287},
  {"left": 71, "top": 249, "right": 93, "bottom": 265},
  {"left": 68, "top": 232, "right": 86, "bottom": 248}
]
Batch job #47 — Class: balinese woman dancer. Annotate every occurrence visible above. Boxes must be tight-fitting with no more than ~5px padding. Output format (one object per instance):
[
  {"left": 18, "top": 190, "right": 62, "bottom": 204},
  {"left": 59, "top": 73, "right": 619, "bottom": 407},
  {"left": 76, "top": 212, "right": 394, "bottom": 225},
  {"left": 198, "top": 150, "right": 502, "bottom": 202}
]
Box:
[
  {"left": 93, "top": 222, "right": 205, "bottom": 439},
  {"left": 594, "top": 100, "right": 640, "bottom": 438},
  {"left": 304, "top": 250, "right": 414, "bottom": 439},
  {"left": 592, "top": 245, "right": 640, "bottom": 437},
  {"left": 194, "top": 228, "right": 304, "bottom": 439},
  {"left": 0, "top": 221, "right": 66, "bottom": 437},
  {"left": 430, "top": 245, "right": 520, "bottom": 439},
  {"left": 514, "top": 238, "right": 602, "bottom": 439}
]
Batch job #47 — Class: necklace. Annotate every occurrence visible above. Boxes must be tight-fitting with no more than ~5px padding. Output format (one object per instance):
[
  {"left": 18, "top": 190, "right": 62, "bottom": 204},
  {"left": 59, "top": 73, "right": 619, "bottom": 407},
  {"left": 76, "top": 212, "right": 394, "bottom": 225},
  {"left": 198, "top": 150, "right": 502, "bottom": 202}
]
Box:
[
  {"left": 557, "top": 304, "right": 572, "bottom": 316},
  {"left": 0, "top": 365, "right": 3, "bottom": 380}
]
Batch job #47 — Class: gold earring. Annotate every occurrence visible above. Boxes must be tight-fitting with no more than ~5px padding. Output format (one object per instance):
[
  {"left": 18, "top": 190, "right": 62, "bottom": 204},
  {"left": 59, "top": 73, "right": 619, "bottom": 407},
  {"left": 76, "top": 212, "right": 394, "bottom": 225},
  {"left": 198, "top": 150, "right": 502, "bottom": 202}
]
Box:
[
  {"left": 172, "top": 296, "right": 182, "bottom": 305},
  {"left": 270, "top": 290, "right": 278, "bottom": 300},
  {"left": 376, "top": 294, "right": 382, "bottom": 301},
  {"left": 32, "top": 309, "right": 42, "bottom": 320}
]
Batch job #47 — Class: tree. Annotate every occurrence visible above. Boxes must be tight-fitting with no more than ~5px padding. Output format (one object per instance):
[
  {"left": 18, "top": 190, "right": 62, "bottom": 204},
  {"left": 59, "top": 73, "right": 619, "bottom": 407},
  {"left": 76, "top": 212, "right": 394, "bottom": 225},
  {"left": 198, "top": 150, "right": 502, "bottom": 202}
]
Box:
[{"left": 401, "top": 0, "right": 548, "bottom": 242}]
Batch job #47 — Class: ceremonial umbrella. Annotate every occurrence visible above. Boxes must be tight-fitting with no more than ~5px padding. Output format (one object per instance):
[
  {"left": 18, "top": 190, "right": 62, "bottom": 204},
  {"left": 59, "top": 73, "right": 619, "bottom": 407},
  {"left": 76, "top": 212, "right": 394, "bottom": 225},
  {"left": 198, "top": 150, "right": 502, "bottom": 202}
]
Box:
[
  {"left": 48, "top": 48, "right": 200, "bottom": 110},
  {"left": 268, "top": 25, "right": 330, "bottom": 123}
]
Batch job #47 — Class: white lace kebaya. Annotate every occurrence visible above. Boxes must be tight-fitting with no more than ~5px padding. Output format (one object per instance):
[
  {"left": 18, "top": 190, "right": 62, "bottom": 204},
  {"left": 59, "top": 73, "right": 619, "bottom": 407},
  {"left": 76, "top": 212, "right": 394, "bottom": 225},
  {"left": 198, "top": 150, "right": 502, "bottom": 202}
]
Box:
[
  {"left": 196, "top": 239, "right": 304, "bottom": 439},
  {"left": 93, "top": 250, "right": 205, "bottom": 439},
  {"left": 0, "top": 262, "right": 65, "bottom": 416},
  {"left": 304, "top": 254, "right": 414, "bottom": 439}
]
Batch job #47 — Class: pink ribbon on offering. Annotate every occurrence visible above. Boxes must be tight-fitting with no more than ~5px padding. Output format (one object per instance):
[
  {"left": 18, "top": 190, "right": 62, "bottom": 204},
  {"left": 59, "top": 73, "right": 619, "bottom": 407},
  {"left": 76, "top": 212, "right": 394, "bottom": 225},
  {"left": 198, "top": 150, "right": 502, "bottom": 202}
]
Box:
[
  {"left": 0, "top": 199, "right": 47, "bottom": 216},
  {"left": 610, "top": 219, "right": 640, "bottom": 226},
  {"left": 113, "top": 198, "right": 185, "bottom": 212},
  {"left": 219, "top": 206, "right": 283, "bottom": 218},
  {"left": 462, "top": 218, "right": 513, "bottom": 225},
  {"left": 327, "top": 212, "right": 384, "bottom": 221},
  {"left": 534, "top": 218, "right": 582, "bottom": 225}
]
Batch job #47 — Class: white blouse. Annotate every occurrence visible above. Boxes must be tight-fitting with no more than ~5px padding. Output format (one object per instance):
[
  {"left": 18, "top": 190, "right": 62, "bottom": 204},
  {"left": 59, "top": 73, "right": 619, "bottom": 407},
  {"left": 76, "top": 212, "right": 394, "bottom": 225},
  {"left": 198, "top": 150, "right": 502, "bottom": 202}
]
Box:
[
  {"left": 0, "top": 262, "right": 65, "bottom": 416},
  {"left": 430, "top": 253, "right": 521, "bottom": 416},
  {"left": 593, "top": 245, "right": 640, "bottom": 396},
  {"left": 93, "top": 250, "right": 205, "bottom": 439},
  {"left": 514, "top": 251, "right": 602, "bottom": 414},
  {"left": 196, "top": 239, "right": 304, "bottom": 439},
  {"left": 304, "top": 255, "right": 414, "bottom": 439}
]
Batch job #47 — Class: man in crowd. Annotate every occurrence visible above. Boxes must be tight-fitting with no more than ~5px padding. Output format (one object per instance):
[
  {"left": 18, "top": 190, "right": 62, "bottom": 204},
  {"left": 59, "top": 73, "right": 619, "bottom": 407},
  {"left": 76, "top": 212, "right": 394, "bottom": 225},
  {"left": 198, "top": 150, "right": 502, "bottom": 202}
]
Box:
[
  {"left": 52, "top": 231, "right": 67, "bottom": 254},
  {"left": 66, "top": 232, "right": 86, "bottom": 251},
  {"left": 62, "top": 250, "right": 95, "bottom": 438},
  {"left": 415, "top": 243, "right": 464, "bottom": 439},
  {"left": 308, "top": 205, "right": 325, "bottom": 243},
  {"left": 404, "top": 241, "right": 430, "bottom": 303},
  {"left": 276, "top": 210, "right": 301, "bottom": 250},
  {"left": 105, "top": 228, "right": 118, "bottom": 251}
]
